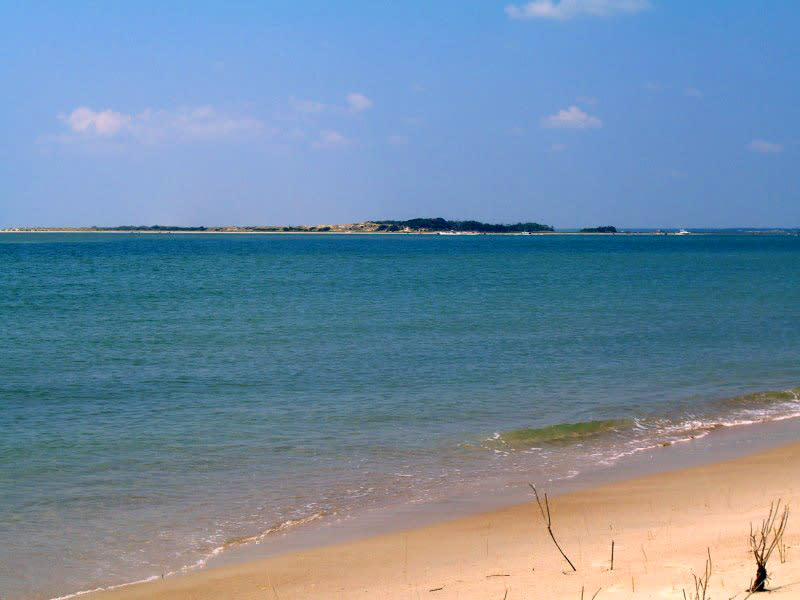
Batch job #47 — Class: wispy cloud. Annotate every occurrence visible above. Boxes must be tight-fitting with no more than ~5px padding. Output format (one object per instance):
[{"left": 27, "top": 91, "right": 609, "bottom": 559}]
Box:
[
  {"left": 542, "top": 105, "right": 602, "bottom": 129},
  {"left": 291, "top": 97, "right": 327, "bottom": 114},
  {"left": 643, "top": 81, "right": 666, "bottom": 92},
  {"left": 387, "top": 134, "right": 409, "bottom": 146},
  {"left": 346, "top": 92, "right": 373, "bottom": 113},
  {"left": 748, "top": 139, "right": 783, "bottom": 154},
  {"left": 312, "top": 130, "right": 350, "bottom": 149},
  {"left": 506, "top": 0, "right": 650, "bottom": 20},
  {"left": 53, "top": 105, "right": 265, "bottom": 144},
  {"left": 685, "top": 87, "right": 704, "bottom": 98},
  {"left": 289, "top": 93, "right": 372, "bottom": 116}
]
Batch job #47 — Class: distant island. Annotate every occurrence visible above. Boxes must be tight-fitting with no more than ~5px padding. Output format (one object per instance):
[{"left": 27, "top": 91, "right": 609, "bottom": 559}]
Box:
[
  {"left": 2, "top": 218, "right": 555, "bottom": 234},
  {"left": 580, "top": 226, "right": 617, "bottom": 233},
  {"left": 4, "top": 222, "right": 799, "bottom": 235}
]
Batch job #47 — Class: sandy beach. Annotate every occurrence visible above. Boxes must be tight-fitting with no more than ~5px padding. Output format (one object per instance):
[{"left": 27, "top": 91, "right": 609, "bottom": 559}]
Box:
[{"left": 82, "top": 439, "right": 800, "bottom": 600}]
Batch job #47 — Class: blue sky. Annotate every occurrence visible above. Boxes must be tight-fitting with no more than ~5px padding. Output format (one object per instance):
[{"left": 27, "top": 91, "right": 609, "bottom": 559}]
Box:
[{"left": 1, "top": 1, "right": 797, "bottom": 228}]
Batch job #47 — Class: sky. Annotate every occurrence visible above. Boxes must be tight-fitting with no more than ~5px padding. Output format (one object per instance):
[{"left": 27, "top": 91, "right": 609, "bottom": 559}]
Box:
[{"left": 0, "top": 1, "right": 798, "bottom": 228}]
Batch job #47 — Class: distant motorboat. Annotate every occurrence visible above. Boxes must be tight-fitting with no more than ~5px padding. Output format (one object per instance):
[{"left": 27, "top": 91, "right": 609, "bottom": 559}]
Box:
[{"left": 675, "top": 229, "right": 690, "bottom": 235}]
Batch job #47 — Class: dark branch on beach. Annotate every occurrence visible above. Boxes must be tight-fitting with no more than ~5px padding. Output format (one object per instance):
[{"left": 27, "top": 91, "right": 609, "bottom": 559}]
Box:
[
  {"left": 610, "top": 540, "right": 615, "bottom": 571},
  {"left": 529, "top": 483, "right": 577, "bottom": 572},
  {"left": 749, "top": 500, "right": 789, "bottom": 592}
]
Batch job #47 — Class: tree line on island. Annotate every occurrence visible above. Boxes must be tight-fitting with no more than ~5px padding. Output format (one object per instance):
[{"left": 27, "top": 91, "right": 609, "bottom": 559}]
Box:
[
  {"left": 372, "top": 218, "right": 553, "bottom": 233},
  {"left": 579, "top": 226, "right": 617, "bottom": 233}
]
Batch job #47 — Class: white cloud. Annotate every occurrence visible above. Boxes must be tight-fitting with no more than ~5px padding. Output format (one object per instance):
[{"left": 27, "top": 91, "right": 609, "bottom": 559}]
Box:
[
  {"left": 685, "top": 87, "right": 704, "bottom": 98},
  {"left": 748, "top": 139, "right": 783, "bottom": 154},
  {"left": 542, "top": 105, "right": 602, "bottom": 129},
  {"left": 56, "top": 105, "right": 264, "bottom": 144},
  {"left": 506, "top": 0, "right": 650, "bottom": 20},
  {"left": 312, "top": 130, "right": 350, "bottom": 149},
  {"left": 346, "top": 92, "right": 373, "bottom": 113},
  {"left": 65, "top": 107, "right": 131, "bottom": 136}
]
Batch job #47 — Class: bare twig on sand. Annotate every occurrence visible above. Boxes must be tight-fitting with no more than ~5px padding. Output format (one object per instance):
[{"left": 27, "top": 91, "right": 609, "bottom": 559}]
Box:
[
  {"left": 610, "top": 540, "right": 615, "bottom": 571},
  {"left": 749, "top": 500, "right": 789, "bottom": 592},
  {"left": 695, "top": 549, "right": 712, "bottom": 600},
  {"left": 529, "top": 483, "right": 577, "bottom": 572},
  {"left": 682, "top": 549, "right": 712, "bottom": 600}
]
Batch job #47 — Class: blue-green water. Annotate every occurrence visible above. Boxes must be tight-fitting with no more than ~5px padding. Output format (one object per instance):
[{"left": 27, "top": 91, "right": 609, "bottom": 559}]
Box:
[{"left": 2, "top": 233, "right": 800, "bottom": 599}]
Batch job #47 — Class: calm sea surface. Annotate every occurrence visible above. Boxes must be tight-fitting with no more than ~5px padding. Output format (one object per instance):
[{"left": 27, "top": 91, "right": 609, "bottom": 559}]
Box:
[{"left": 2, "top": 233, "right": 800, "bottom": 599}]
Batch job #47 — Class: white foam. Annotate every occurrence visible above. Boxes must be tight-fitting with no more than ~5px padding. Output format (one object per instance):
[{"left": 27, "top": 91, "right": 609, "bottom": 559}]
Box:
[{"left": 48, "top": 512, "right": 326, "bottom": 600}]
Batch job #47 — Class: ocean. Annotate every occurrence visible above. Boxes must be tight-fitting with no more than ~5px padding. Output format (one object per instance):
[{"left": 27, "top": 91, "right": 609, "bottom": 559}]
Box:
[{"left": 2, "top": 232, "right": 799, "bottom": 599}]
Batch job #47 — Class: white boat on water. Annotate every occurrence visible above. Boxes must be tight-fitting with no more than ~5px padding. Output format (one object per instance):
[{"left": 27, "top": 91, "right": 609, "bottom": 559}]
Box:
[{"left": 675, "top": 229, "right": 690, "bottom": 235}]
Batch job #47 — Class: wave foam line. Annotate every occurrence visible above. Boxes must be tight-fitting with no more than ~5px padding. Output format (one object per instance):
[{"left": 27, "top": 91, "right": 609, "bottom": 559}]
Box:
[{"left": 48, "top": 512, "right": 326, "bottom": 600}]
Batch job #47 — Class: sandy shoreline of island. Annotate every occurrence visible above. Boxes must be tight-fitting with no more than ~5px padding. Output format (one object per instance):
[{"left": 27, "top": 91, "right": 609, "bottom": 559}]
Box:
[{"left": 76, "top": 437, "right": 800, "bottom": 600}]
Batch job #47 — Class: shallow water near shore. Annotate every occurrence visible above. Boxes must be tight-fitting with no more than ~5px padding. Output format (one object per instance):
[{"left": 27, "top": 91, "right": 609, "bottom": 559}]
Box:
[{"left": 2, "top": 232, "right": 800, "bottom": 599}]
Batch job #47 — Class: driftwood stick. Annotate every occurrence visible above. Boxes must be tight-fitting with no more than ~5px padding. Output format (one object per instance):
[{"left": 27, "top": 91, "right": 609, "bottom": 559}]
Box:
[
  {"left": 610, "top": 540, "right": 615, "bottom": 571},
  {"left": 529, "top": 483, "right": 577, "bottom": 572}
]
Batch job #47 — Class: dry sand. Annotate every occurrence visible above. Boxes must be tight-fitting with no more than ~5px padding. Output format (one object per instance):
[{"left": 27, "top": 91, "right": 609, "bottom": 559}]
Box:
[{"left": 86, "top": 441, "right": 800, "bottom": 600}]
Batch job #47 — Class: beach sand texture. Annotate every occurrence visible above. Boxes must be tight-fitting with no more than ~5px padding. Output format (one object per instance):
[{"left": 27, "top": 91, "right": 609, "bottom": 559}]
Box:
[{"left": 84, "top": 440, "right": 800, "bottom": 599}]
